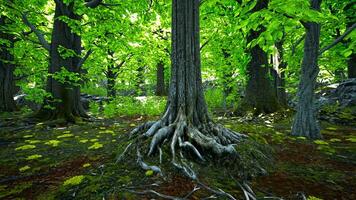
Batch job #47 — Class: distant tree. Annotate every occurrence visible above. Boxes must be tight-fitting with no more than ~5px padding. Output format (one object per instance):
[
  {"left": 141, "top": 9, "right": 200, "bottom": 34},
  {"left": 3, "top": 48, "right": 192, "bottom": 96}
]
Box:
[
  {"left": 239, "top": 0, "right": 281, "bottom": 114},
  {"left": 22, "top": 0, "right": 105, "bottom": 122},
  {"left": 155, "top": 61, "right": 166, "bottom": 96}
]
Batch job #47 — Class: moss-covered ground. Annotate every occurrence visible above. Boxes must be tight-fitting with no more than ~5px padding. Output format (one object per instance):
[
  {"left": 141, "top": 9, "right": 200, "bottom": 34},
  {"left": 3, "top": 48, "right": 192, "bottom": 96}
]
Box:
[{"left": 0, "top": 112, "right": 355, "bottom": 199}]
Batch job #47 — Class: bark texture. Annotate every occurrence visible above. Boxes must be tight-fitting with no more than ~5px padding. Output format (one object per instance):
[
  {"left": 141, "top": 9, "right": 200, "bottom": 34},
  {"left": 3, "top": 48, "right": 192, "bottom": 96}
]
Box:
[
  {"left": 240, "top": 0, "right": 280, "bottom": 114},
  {"left": 155, "top": 61, "right": 166, "bottom": 96},
  {"left": 345, "top": 3, "right": 356, "bottom": 79},
  {"left": 129, "top": 0, "right": 245, "bottom": 178},
  {"left": 37, "top": 0, "right": 86, "bottom": 122},
  {"left": 291, "top": 0, "right": 322, "bottom": 139},
  {"left": 0, "top": 16, "right": 17, "bottom": 112}
]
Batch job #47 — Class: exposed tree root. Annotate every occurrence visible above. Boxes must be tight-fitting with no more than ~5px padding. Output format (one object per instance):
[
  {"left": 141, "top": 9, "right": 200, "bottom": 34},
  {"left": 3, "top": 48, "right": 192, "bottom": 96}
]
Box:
[
  {"left": 117, "top": 109, "right": 249, "bottom": 199},
  {"left": 125, "top": 185, "right": 200, "bottom": 200}
]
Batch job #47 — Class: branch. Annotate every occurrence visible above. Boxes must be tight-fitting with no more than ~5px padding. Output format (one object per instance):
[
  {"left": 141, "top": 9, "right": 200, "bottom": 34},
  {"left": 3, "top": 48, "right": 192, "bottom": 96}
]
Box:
[
  {"left": 77, "top": 49, "right": 93, "bottom": 69},
  {"left": 200, "top": 37, "right": 211, "bottom": 51},
  {"left": 319, "top": 23, "right": 356, "bottom": 56},
  {"left": 291, "top": 34, "right": 305, "bottom": 55},
  {"left": 21, "top": 13, "right": 50, "bottom": 52},
  {"left": 85, "top": 0, "right": 103, "bottom": 8}
]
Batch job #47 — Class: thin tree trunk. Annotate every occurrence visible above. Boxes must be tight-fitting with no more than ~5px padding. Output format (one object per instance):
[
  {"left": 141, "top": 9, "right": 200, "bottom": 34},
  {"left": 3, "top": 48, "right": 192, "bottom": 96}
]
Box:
[
  {"left": 0, "top": 16, "right": 17, "bottom": 112},
  {"left": 107, "top": 63, "right": 117, "bottom": 99},
  {"left": 240, "top": 0, "right": 280, "bottom": 114},
  {"left": 136, "top": 65, "right": 145, "bottom": 95},
  {"left": 271, "top": 41, "right": 287, "bottom": 107},
  {"left": 348, "top": 54, "right": 356, "bottom": 78},
  {"left": 221, "top": 49, "right": 234, "bottom": 110},
  {"left": 291, "top": 0, "right": 322, "bottom": 139},
  {"left": 155, "top": 61, "right": 166, "bottom": 96},
  {"left": 37, "top": 0, "right": 86, "bottom": 122}
]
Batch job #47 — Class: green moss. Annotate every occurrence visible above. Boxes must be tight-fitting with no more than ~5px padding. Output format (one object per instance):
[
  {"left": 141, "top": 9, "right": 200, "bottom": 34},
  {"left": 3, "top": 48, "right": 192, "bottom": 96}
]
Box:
[{"left": 63, "top": 175, "right": 85, "bottom": 186}]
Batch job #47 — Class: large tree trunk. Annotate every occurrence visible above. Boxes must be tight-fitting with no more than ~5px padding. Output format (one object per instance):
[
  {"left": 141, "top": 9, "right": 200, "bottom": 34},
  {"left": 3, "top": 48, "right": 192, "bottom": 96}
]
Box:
[
  {"left": 0, "top": 16, "right": 17, "bottom": 112},
  {"left": 291, "top": 0, "right": 322, "bottom": 139},
  {"left": 37, "top": 0, "right": 86, "bottom": 122},
  {"left": 155, "top": 61, "right": 166, "bottom": 96},
  {"left": 129, "top": 0, "right": 245, "bottom": 178},
  {"left": 240, "top": 0, "right": 280, "bottom": 114}
]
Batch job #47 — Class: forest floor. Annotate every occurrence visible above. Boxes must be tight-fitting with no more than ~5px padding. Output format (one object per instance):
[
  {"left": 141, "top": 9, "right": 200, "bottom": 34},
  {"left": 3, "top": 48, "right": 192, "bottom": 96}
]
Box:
[{"left": 0, "top": 111, "right": 355, "bottom": 200}]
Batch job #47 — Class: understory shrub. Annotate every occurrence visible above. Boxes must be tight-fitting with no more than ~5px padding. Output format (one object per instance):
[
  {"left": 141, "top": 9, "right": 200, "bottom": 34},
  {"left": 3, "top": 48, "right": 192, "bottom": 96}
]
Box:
[{"left": 89, "top": 96, "right": 166, "bottom": 117}]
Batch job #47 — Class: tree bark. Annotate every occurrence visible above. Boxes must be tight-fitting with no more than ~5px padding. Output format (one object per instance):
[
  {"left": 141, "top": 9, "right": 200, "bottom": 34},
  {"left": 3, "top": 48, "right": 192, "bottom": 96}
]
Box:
[
  {"left": 129, "top": 0, "right": 245, "bottom": 178},
  {"left": 346, "top": 10, "right": 356, "bottom": 78},
  {"left": 0, "top": 16, "right": 17, "bottom": 112},
  {"left": 291, "top": 0, "right": 322, "bottom": 139},
  {"left": 36, "top": 0, "right": 86, "bottom": 122},
  {"left": 348, "top": 53, "right": 356, "bottom": 78},
  {"left": 239, "top": 0, "right": 280, "bottom": 114},
  {"left": 155, "top": 61, "right": 166, "bottom": 96}
]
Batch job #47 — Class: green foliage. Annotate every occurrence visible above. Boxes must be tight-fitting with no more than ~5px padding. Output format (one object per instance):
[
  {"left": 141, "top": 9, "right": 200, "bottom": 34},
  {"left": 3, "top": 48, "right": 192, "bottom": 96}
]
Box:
[{"left": 205, "top": 89, "right": 225, "bottom": 110}]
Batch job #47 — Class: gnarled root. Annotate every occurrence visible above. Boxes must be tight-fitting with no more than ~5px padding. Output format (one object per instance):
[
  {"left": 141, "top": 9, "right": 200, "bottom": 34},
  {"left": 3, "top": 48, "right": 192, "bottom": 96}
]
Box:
[{"left": 123, "top": 109, "right": 246, "bottom": 179}]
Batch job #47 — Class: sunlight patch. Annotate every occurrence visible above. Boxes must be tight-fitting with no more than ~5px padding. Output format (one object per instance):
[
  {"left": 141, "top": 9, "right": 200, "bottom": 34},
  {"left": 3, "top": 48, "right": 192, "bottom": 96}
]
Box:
[
  {"left": 26, "top": 154, "right": 42, "bottom": 160},
  {"left": 15, "top": 145, "right": 36, "bottom": 151},
  {"left": 63, "top": 175, "right": 85, "bottom": 186},
  {"left": 57, "top": 133, "right": 74, "bottom": 139},
  {"left": 88, "top": 142, "right": 103, "bottom": 150},
  {"left": 79, "top": 139, "right": 89, "bottom": 143},
  {"left": 19, "top": 165, "right": 31, "bottom": 172},
  {"left": 25, "top": 140, "right": 41, "bottom": 144},
  {"left": 45, "top": 140, "right": 61, "bottom": 147}
]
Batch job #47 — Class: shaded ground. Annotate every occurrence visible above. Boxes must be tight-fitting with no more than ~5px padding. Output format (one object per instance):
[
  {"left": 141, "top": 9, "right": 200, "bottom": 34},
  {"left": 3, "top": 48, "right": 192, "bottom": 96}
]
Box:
[{"left": 0, "top": 112, "right": 355, "bottom": 199}]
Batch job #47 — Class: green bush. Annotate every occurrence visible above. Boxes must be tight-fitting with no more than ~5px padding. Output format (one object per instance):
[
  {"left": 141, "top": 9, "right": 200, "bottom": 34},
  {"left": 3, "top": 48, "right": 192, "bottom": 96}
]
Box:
[
  {"left": 204, "top": 88, "right": 225, "bottom": 111},
  {"left": 90, "top": 96, "right": 166, "bottom": 118}
]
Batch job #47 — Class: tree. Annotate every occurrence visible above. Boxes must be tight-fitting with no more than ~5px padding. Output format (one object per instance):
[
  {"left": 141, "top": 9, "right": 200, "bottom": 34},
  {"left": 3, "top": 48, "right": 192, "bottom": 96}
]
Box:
[
  {"left": 155, "top": 60, "right": 167, "bottom": 96},
  {"left": 106, "top": 50, "right": 131, "bottom": 99},
  {"left": 291, "top": 0, "right": 322, "bottom": 139},
  {"left": 344, "top": 2, "right": 356, "bottom": 78},
  {"left": 130, "top": 0, "right": 245, "bottom": 178},
  {"left": 239, "top": 0, "right": 281, "bottom": 114},
  {"left": 0, "top": 16, "right": 17, "bottom": 112},
  {"left": 22, "top": 0, "right": 104, "bottom": 122},
  {"left": 271, "top": 37, "right": 288, "bottom": 107}
]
